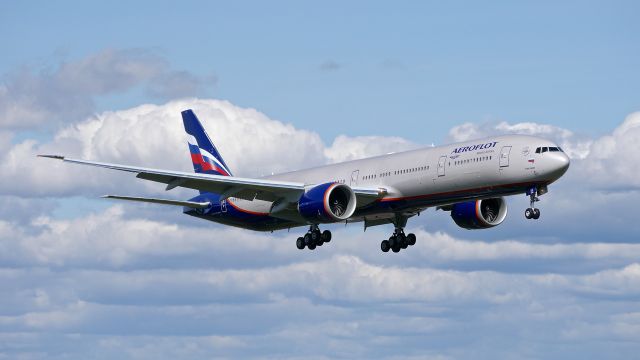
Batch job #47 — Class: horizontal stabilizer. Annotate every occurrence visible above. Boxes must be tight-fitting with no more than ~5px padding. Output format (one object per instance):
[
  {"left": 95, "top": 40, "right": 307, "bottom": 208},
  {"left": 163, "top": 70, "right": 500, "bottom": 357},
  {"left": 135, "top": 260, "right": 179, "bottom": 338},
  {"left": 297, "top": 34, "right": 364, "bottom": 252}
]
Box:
[{"left": 102, "top": 195, "right": 211, "bottom": 209}]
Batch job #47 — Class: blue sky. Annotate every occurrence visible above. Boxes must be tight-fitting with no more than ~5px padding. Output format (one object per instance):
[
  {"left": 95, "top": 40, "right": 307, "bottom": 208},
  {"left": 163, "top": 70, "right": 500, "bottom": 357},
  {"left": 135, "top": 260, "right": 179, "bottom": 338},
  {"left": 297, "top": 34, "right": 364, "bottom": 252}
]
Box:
[
  {"left": 1, "top": 1, "right": 640, "bottom": 359},
  {"left": 2, "top": 1, "right": 639, "bottom": 142}
]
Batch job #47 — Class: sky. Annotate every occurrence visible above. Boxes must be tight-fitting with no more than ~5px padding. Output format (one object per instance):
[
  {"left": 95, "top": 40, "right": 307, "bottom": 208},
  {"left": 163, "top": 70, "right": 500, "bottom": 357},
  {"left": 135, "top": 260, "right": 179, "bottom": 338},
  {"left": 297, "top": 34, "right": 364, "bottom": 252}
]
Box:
[{"left": 1, "top": 1, "right": 640, "bottom": 359}]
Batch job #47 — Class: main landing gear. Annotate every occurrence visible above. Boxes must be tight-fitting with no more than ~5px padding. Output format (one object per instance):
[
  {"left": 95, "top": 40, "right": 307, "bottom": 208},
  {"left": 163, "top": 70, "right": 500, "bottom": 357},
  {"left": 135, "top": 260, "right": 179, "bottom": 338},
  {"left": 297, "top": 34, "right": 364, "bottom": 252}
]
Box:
[
  {"left": 380, "top": 214, "right": 416, "bottom": 253},
  {"left": 296, "top": 225, "right": 331, "bottom": 250},
  {"left": 525, "top": 186, "right": 541, "bottom": 220},
  {"left": 380, "top": 228, "right": 416, "bottom": 253}
]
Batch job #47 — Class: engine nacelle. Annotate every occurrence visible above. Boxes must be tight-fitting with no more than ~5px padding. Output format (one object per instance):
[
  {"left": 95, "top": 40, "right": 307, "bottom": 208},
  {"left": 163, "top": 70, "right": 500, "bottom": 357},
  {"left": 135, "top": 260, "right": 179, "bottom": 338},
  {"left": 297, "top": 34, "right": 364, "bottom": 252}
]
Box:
[
  {"left": 451, "top": 197, "right": 508, "bottom": 229},
  {"left": 298, "top": 182, "right": 357, "bottom": 223}
]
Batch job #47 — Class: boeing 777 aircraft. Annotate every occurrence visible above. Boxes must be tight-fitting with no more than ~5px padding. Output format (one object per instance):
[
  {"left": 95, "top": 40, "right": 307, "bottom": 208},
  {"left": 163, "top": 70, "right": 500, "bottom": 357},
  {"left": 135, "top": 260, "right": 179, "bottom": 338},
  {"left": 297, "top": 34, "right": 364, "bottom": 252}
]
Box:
[{"left": 40, "top": 110, "right": 570, "bottom": 253}]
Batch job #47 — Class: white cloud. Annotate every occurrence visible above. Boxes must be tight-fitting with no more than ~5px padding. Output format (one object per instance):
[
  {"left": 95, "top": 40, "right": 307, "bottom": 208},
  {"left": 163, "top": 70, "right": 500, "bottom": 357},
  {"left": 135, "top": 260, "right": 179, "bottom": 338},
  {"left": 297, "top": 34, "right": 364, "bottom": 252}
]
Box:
[
  {"left": 579, "top": 263, "right": 640, "bottom": 296},
  {"left": 3, "top": 98, "right": 418, "bottom": 197},
  {"left": 324, "top": 135, "right": 417, "bottom": 163},
  {"left": 1, "top": 199, "right": 640, "bottom": 358},
  {"left": 410, "top": 230, "right": 640, "bottom": 262},
  {"left": 5, "top": 93, "right": 639, "bottom": 201},
  {"left": 5, "top": 205, "right": 640, "bottom": 271},
  {"left": 1, "top": 244, "right": 639, "bottom": 358},
  {"left": 577, "top": 112, "right": 640, "bottom": 189}
]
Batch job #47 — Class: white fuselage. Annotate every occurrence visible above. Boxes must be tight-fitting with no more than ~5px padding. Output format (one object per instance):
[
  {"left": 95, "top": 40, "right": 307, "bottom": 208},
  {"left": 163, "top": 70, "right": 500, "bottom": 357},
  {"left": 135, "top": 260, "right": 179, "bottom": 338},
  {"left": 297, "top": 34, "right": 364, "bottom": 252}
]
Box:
[{"left": 218, "top": 134, "right": 569, "bottom": 230}]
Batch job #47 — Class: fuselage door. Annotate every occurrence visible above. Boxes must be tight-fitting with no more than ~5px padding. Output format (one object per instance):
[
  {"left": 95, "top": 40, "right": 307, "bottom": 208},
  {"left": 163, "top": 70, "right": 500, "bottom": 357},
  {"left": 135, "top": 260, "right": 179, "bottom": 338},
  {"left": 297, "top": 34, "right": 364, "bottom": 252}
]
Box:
[
  {"left": 350, "top": 170, "right": 359, "bottom": 186},
  {"left": 437, "top": 155, "right": 447, "bottom": 177},
  {"left": 500, "top": 146, "right": 512, "bottom": 167}
]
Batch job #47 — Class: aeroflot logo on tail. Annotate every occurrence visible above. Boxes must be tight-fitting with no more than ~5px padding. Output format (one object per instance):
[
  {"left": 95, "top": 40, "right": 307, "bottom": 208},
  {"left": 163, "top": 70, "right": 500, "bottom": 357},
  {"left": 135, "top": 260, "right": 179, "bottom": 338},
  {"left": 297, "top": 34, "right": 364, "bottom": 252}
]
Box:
[{"left": 451, "top": 141, "right": 498, "bottom": 154}]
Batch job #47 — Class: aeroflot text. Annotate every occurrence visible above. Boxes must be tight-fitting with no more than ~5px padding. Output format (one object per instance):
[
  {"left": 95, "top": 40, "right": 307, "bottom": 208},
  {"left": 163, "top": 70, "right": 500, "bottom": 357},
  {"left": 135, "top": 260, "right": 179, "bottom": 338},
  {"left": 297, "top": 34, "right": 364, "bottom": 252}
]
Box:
[{"left": 451, "top": 141, "right": 498, "bottom": 154}]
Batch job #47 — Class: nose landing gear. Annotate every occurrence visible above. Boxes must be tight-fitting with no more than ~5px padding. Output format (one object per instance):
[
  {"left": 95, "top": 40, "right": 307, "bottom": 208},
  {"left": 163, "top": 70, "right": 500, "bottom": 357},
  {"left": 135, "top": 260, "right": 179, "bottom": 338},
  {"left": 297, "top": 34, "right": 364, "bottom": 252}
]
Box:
[
  {"left": 525, "top": 186, "right": 541, "bottom": 220},
  {"left": 296, "top": 225, "right": 331, "bottom": 250}
]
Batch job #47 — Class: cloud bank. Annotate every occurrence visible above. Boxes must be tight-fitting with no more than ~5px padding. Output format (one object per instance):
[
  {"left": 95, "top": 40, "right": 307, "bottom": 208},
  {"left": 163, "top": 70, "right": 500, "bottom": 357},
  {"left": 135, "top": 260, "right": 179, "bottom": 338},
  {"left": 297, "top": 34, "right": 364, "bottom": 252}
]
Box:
[{"left": 3, "top": 98, "right": 418, "bottom": 197}]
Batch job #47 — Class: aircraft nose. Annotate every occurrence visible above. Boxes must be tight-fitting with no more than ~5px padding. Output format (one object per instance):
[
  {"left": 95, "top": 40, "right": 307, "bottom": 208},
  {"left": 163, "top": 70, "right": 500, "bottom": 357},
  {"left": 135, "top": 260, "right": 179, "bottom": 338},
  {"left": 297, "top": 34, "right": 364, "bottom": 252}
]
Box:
[{"left": 551, "top": 152, "right": 570, "bottom": 177}]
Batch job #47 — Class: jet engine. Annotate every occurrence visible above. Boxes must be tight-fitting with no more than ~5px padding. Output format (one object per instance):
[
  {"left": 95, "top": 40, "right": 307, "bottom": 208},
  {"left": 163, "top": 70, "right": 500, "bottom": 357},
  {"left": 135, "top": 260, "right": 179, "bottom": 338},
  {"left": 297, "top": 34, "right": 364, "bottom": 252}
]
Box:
[
  {"left": 450, "top": 197, "right": 508, "bottom": 229},
  {"left": 298, "top": 182, "right": 357, "bottom": 223}
]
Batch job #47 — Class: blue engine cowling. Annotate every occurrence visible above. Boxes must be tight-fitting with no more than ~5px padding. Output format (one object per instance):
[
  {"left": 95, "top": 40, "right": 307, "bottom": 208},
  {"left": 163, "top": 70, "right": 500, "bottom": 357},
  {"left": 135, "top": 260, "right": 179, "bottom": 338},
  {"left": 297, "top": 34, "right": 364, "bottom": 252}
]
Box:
[
  {"left": 298, "top": 182, "right": 357, "bottom": 223},
  {"left": 451, "top": 197, "right": 508, "bottom": 229}
]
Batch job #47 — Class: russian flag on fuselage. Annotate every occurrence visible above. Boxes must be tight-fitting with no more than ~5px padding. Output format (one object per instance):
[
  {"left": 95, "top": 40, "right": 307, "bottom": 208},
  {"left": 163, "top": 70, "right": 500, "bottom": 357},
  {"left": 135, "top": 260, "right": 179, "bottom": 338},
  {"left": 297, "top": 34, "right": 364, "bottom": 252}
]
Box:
[{"left": 181, "top": 109, "right": 233, "bottom": 177}]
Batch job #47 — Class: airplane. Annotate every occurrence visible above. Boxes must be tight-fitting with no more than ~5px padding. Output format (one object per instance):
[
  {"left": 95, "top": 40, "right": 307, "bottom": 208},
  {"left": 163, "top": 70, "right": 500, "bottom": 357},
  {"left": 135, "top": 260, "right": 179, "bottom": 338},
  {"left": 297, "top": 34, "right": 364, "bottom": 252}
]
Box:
[{"left": 39, "top": 109, "right": 570, "bottom": 253}]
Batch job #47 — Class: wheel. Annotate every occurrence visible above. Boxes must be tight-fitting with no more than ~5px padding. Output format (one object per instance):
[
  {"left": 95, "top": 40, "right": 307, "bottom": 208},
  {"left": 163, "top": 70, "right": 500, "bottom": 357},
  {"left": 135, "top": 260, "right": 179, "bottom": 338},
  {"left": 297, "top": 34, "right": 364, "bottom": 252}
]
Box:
[
  {"left": 316, "top": 237, "right": 324, "bottom": 246},
  {"left": 389, "top": 236, "right": 397, "bottom": 249},
  {"left": 398, "top": 234, "right": 408, "bottom": 249},
  {"left": 532, "top": 208, "right": 540, "bottom": 219},
  {"left": 392, "top": 245, "right": 401, "bottom": 253},
  {"left": 296, "top": 237, "right": 305, "bottom": 250},
  {"left": 381, "top": 240, "right": 390, "bottom": 252},
  {"left": 322, "top": 230, "right": 332, "bottom": 242},
  {"left": 406, "top": 233, "right": 416, "bottom": 246},
  {"left": 525, "top": 208, "right": 533, "bottom": 219},
  {"left": 304, "top": 233, "right": 312, "bottom": 246},
  {"left": 311, "top": 230, "right": 319, "bottom": 241},
  {"left": 308, "top": 243, "right": 316, "bottom": 250}
]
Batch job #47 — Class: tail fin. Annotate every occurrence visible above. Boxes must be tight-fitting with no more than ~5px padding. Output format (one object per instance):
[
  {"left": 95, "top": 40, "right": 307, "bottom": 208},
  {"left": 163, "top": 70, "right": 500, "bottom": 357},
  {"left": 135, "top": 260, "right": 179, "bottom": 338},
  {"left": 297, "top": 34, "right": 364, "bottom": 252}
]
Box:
[{"left": 182, "top": 109, "right": 233, "bottom": 177}]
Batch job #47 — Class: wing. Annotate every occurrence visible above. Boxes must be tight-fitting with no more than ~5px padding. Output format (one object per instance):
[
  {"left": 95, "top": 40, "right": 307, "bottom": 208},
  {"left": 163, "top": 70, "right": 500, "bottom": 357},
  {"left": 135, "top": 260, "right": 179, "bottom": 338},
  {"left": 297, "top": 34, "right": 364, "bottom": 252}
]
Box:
[
  {"left": 101, "top": 195, "right": 211, "bottom": 208},
  {"left": 38, "top": 155, "right": 386, "bottom": 206}
]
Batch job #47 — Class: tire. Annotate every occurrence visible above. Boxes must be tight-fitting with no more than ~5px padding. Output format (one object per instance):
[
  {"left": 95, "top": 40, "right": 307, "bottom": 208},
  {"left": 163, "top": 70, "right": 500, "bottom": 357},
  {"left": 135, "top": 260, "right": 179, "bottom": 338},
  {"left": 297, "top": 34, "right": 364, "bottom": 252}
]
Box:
[
  {"left": 322, "top": 230, "right": 332, "bottom": 242},
  {"left": 525, "top": 208, "right": 533, "bottom": 219},
  {"left": 392, "top": 245, "right": 401, "bottom": 253},
  {"left": 316, "top": 238, "right": 324, "bottom": 246},
  {"left": 296, "top": 237, "right": 305, "bottom": 250},
  {"left": 311, "top": 231, "right": 319, "bottom": 241},
  {"left": 407, "top": 233, "right": 416, "bottom": 246},
  {"left": 533, "top": 208, "right": 540, "bottom": 219},
  {"left": 304, "top": 233, "right": 312, "bottom": 246},
  {"left": 308, "top": 243, "right": 316, "bottom": 250},
  {"left": 396, "top": 233, "right": 407, "bottom": 249},
  {"left": 381, "top": 240, "right": 390, "bottom": 252},
  {"left": 389, "top": 236, "right": 397, "bottom": 249}
]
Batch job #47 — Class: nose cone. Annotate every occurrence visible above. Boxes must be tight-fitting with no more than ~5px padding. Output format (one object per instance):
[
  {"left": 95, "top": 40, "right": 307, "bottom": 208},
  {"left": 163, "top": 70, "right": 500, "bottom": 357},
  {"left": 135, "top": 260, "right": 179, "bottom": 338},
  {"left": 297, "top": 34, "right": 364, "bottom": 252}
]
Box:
[{"left": 548, "top": 152, "right": 570, "bottom": 179}]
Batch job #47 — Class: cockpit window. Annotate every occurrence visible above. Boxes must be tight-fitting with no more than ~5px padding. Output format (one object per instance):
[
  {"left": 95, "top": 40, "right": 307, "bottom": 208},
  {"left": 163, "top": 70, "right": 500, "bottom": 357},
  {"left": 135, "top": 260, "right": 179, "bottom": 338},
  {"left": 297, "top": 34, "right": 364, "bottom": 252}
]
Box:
[{"left": 535, "top": 146, "right": 564, "bottom": 154}]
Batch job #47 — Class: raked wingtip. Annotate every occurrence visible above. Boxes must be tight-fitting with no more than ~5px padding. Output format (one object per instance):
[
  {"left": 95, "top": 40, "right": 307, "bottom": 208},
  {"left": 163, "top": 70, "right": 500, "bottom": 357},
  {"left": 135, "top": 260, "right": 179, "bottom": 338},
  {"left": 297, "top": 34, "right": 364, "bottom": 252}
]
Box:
[{"left": 37, "top": 154, "right": 65, "bottom": 160}]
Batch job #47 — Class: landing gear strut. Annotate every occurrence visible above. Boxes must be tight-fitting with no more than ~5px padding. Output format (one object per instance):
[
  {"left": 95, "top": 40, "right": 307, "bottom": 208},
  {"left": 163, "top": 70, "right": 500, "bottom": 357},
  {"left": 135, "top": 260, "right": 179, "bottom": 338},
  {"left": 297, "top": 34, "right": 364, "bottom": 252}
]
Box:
[
  {"left": 525, "top": 186, "right": 541, "bottom": 220},
  {"left": 296, "top": 225, "right": 331, "bottom": 250}
]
